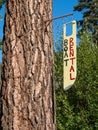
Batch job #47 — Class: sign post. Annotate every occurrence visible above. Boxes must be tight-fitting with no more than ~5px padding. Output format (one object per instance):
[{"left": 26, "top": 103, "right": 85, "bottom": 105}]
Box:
[{"left": 63, "top": 21, "right": 77, "bottom": 91}]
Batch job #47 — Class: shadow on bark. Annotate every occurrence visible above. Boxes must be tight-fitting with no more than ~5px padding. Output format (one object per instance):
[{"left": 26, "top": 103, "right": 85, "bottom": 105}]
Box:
[{"left": 0, "top": 63, "right": 3, "bottom": 130}]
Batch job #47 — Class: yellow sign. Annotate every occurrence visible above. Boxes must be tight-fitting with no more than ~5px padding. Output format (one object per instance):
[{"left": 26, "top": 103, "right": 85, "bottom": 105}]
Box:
[{"left": 63, "top": 21, "right": 77, "bottom": 91}]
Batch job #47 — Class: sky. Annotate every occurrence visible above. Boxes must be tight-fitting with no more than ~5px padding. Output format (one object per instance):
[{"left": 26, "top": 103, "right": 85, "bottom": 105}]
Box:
[
  {"left": 53, "top": 0, "right": 82, "bottom": 19},
  {"left": 0, "top": 0, "right": 83, "bottom": 62},
  {"left": 0, "top": 3, "right": 5, "bottom": 39},
  {"left": 53, "top": 0, "right": 83, "bottom": 45}
]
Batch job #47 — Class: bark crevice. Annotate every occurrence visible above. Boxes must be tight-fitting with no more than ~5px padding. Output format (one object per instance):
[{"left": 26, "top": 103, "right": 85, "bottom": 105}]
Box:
[{"left": 1, "top": 0, "right": 56, "bottom": 130}]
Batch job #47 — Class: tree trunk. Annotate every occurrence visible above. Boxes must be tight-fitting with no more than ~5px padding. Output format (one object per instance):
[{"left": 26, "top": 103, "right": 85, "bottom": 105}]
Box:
[{"left": 1, "top": 0, "right": 56, "bottom": 130}]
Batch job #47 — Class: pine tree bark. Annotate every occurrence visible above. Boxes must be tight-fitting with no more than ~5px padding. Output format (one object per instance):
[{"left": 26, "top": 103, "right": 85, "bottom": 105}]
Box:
[{"left": 1, "top": 0, "right": 56, "bottom": 130}]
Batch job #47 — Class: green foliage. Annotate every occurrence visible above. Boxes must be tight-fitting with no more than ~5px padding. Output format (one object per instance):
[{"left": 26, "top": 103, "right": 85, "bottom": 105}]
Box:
[
  {"left": 75, "top": 32, "right": 98, "bottom": 130},
  {"left": 0, "top": 0, "right": 5, "bottom": 8},
  {"left": 0, "top": 14, "right": 2, "bottom": 19},
  {"left": 74, "top": 0, "right": 98, "bottom": 43},
  {"left": 54, "top": 32, "right": 98, "bottom": 130},
  {"left": 0, "top": 39, "right": 2, "bottom": 50}
]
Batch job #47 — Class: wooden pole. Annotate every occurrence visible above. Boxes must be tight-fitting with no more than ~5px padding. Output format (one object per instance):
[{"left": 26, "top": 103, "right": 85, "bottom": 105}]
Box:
[
  {"left": 45, "top": 13, "right": 73, "bottom": 22},
  {"left": 44, "top": 13, "right": 73, "bottom": 31}
]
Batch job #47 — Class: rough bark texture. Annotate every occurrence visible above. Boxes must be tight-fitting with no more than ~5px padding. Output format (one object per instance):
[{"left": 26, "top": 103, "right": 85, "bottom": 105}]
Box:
[{"left": 1, "top": 0, "right": 56, "bottom": 130}]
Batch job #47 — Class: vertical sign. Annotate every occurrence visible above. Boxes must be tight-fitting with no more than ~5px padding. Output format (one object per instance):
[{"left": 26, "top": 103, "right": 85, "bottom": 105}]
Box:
[{"left": 63, "top": 21, "right": 77, "bottom": 91}]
